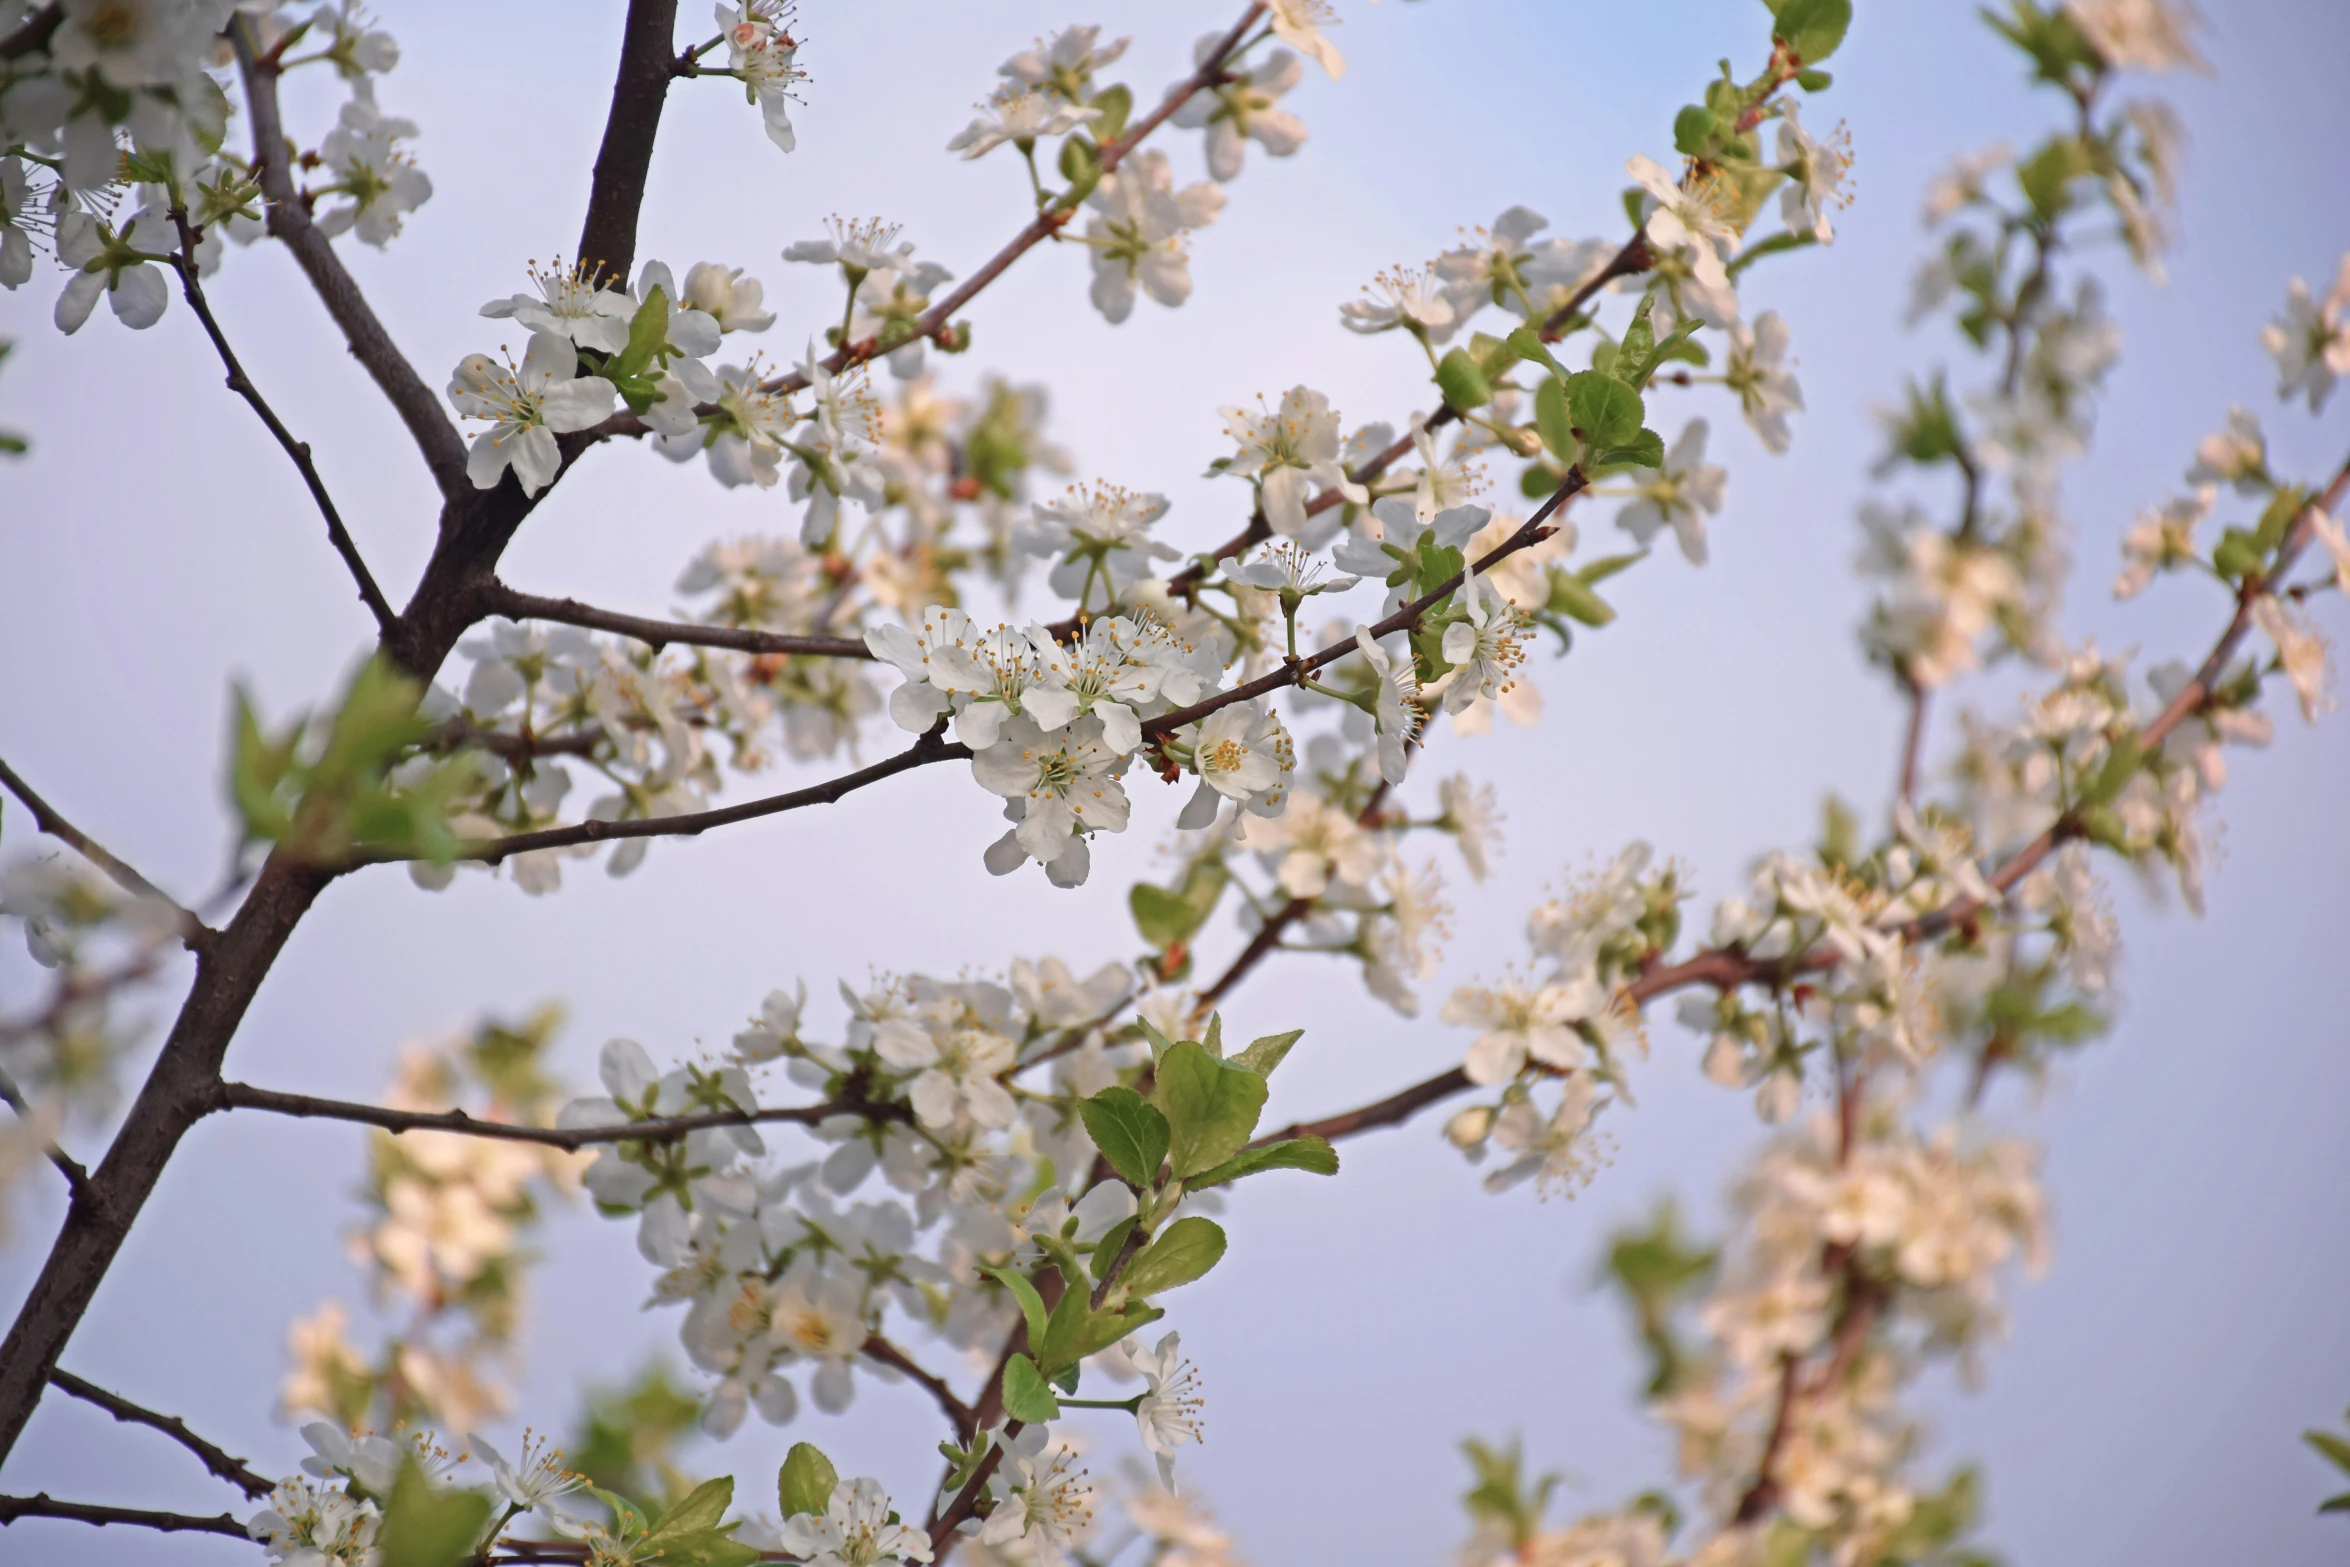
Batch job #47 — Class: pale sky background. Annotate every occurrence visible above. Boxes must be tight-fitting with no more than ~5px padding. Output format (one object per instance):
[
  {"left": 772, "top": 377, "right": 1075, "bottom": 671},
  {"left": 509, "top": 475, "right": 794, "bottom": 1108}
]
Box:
[{"left": 2, "top": 1, "right": 2347, "bottom": 1563}]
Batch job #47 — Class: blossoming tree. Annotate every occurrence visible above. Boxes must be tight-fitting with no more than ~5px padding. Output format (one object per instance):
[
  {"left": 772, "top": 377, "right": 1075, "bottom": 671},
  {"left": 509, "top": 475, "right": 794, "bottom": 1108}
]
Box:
[{"left": 2, "top": 0, "right": 2347, "bottom": 1564}]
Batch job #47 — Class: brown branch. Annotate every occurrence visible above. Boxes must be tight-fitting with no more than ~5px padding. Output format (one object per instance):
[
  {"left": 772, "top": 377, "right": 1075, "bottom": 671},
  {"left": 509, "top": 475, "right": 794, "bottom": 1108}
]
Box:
[
  {"left": 215, "top": 1079, "right": 878, "bottom": 1147},
  {"left": 0, "top": 754, "right": 210, "bottom": 951},
  {"left": 1729, "top": 1354, "right": 1802, "bottom": 1525},
  {"left": 0, "top": 1064, "right": 94, "bottom": 1207},
  {"left": 232, "top": 22, "right": 471, "bottom": 500},
  {"left": 760, "top": 4, "right": 1269, "bottom": 403},
  {"left": 1138, "top": 469, "right": 1588, "bottom": 743},
  {"left": 1894, "top": 678, "right": 1929, "bottom": 808},
  {"left": 380, "top": 730, "right": 972, "bottom": 866},
  {"left": 482, "top": 584, "right": 872, "bottom": 660},
  {"left": 0, "top": 3, "right": 59, "bottom": 59},
  {"left": 576, "top": 0, "right": 680, "bottom": 288},
  {"left": 0, "top": 1493, "right": 250, "bottom": 1538},
  {"left": 165, "top": 222, "right": 400, "bottom": 638},
  {"left": 47, "top": 1369, "right": 273, "bottom": 1500},
  {"left": 863, "top": 1334, "right": 978, "bottom": 1444}
]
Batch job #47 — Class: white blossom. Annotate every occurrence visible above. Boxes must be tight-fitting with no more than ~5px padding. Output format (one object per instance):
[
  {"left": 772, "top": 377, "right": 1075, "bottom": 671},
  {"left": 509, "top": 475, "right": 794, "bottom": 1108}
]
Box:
[
  {"left": 1616, "top": 419, "right": 1727, "bottom": 564},
  {"left": 447, "top": 332, "right": 618, "bottom": 497},
  {"left": 2260, "top": 255, "right": 2350, "bottom": 414}
]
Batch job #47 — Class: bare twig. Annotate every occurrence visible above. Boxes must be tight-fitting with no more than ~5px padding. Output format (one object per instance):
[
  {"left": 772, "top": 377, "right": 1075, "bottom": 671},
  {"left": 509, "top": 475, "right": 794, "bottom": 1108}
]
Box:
[
  {"left": 215, "top": 1079, "right": 885, "bottom": 1147},
  {"left": 1895, "top": 677, "right": 1929, "bottom": 808},
  {"left": 47, "top": 1369, "right": 273, "bottom": 1500},
  {"left": 482, "top": 584, "right": 872, "bottom": 660},
  {"left": 165, "top": 223, "right": 400, "bottom": 637},
  {"left": 0, "top": 754, "right": 210, "bottom": 950},
  {"left": 0, "top": 1493, "right": 250, "bottom": 1538},
  {"left": 863, "top": 1334, "right": 978, "bottom": 1444},
  {"left": 0, "top": 1064, "right": 94, "bottom": 1206}
]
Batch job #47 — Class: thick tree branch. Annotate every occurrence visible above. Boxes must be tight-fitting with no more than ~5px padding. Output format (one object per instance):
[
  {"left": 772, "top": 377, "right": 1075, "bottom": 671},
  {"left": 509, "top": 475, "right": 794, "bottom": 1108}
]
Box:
[
  {"left": 232, "top": 23, "right": 469, "bottom": 500},
  {"left": 481, "top": 584, "right": 872, "bottom": 660},
  {"left": 166, "top": 226, "right": 399, "bottom": 638},
  {"left": 215, "top": 1079, "right": 877, "bottom": 1146},
  {"left": 0, "top": 754, "right": 209, "bottom": 951},
  {"left": 576, "top": 0, "right": 680, "bottom": 288},
  {"left": 47, "top": 1369, "right": 273, "bottom": 1500},
  {"left": 0, "top": 1493, "right": 250, "bottom": 1538},
  {"left": 0, "top": 3, "right": 59, "bottom": 60}
]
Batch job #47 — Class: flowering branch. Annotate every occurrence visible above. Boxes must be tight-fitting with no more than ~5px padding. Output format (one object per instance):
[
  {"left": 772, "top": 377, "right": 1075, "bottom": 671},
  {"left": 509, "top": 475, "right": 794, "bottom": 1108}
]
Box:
[
  {"left": 45, "top": 1368, "right": 273, "bottom": 1500},
  {"left": 479, "top": 583, "right": 873, "bottom": 660},
  {"left": 231, "top": 21, "right": 470, "bottom": 501},
  {"left": 758, "top": 2, "right": 1271, "bottom": 401},
  {"left": 213, "top": 1079, "right": 878, "bottom": 1146},
  {"left": 163, "top": 221, "right": 400, "bottom": 639},
  {"left": 1139, "top": 470, "right": 1589, "bottom": 742},
  {"left": 0, "top": 1493, "right": 249, "bottom": 1538},
  {"left": 0, "top": 754, "right": 209, "bottom": 950}
]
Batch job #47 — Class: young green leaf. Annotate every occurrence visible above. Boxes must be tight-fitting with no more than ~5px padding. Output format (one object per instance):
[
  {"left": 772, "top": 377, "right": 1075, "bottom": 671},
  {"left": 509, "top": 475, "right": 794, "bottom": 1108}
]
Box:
[
  {"left": 1504, "top": 325, "right": 1568, "bottom": 381},
  {"left": 1089, "top": 1215, "right": 1138, "bottom": 1281},
  {"left": 1185, "top": 1135, "right": 1341, "bottom": 1191},
  {"left": 1435, "top": 346, "right": 1493, "bottom": 411},
  {"left": 1001, "top": 1353, "right": 1064, "bottom": 1424},
  {"left": 977, "top": 1263, "right": 1051, "bottom": 1348},
  {"left": 1564, "top": 370, "right": 1645, "bottom": 450},
  {"left": 1772, "top": 0, "right": 1852, "bottom": 63},
  {"left": 1534, "top": 377, "right": 1576, "bottom": 463},
  {"left": 379, "top": 1460, "right": 496, "bottom": 1567},
  {"left": 1119, "top": 1216, "right": 1229, "bottom": 1297},
  {"left": 1153, "top": 1041, "right": 1269, "bottom": 1177},
  {"left": 1090, "top": 83, "right": 1133, "bottom": 143},
  {"left": 647, "top": 1477, "right": 734, "bottom": 1542},
  {"left": 1079, "top": 1086, "right": 1171, "bottom": 1190},
  {"left": 1230, "top": 1028, "right": 1303, "bottom": 1077},
  {"left": 779, "top": 1443, "right": 838, "bottom": 1520},
  {"left": 1545, "top": 571, "right": 1617, "bottom": 629}
]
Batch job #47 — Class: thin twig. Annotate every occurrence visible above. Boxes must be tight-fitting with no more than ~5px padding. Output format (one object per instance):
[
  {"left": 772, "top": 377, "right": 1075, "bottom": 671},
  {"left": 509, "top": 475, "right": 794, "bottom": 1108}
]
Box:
[
  {"left": 215, "top": 1079, "right": 892, "bottom": 1147},
  {"left": 47, "top": 1369, "right": 274, "bottom": 1500},
  {"left": 165, "top": 221, "right": 400, "bottom": 637},
  {"left": 0, "top": 754, "right": 210, "bottom": 950},
  {"left": 1895, "top": 678, "right": 1929, "bottom": 808},
  {"left": 0, "top": 1064, "right": 94, "bottom": 1206},
  {"left": 862, "top": 1334, "right": 978, "bottom": 1444},
  {"left": 482, "top": 585, "right": 872, "bottom": 660},
  {"left": 0, "top": 1493, "right": 251, "bottom": 1538}
]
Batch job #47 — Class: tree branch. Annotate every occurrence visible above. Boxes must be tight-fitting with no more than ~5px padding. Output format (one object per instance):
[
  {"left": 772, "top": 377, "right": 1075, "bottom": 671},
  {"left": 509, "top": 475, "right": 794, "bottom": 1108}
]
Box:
[
  {"left": 373, "top": 731, "right": 972, "bottom": 867},
  {"left": 0, "top": 754, "right": 210, "bottom": 951},
  {"left": 0, "top": 1493, "right": 251, "bottom": 1538},
  {"left": 46, "top": 1369, "right": 273, "bottom": 1500},
  {"left": 165, "top": 224, "right": 399, "bottom": 638},
  {"left": 577, "top": 0, "right": 680, "bottom": 287},
  {"left": 0, "top": 1064, "right": 95, "bottom": 1207},
  {"left": 1138, "top": 469, "right": 1588, "bottom": 744},
  {"left": 759, "top": 3, "right": 1270, "bottom": 403},
  {"left": 214, "top": 1079, "right": 883, "bottom": 1147},
  {"left": 232, "top": 21, "right": 471, "bottom": 500},
  {"left": 480, "top": 584, "right": 872, "bottom": 660},
  {"left": 0, "top": 3, "right": 59, "bottom": 60},
  {"left": 862, "top": 1334, "right": 978, "bottom": 1444}
]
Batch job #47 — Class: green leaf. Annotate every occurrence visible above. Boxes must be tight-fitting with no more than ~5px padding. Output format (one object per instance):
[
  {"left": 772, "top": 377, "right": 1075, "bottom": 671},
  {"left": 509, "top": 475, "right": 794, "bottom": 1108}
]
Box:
[
  {"left": 2080, "top": 731, "right": 2146, "bottom": 807},
  {"left": 1505, "top": 326, "right": 1568, "bottom": 381},
  {"left": 1230, "top": 1029, "right": 1303, "bottom": 1077},
  {"left": 1054, "top": 1300, "right": 1164, "bottom": 1365},
  {"left": 1153, "top": 1041, "right": 1269, "bottom": 1177},
  {"left": 1591, "top": 428, "right": 1666, "bottom": 473},
  {"left": 615, "top": 286, "right": 670, "bottom": 379},
  {"left": 1090, "top": 83, "right": 1133, "bottom": 143},
  {"left": 1117, "top": 1216, "right": 1228, "bottom": 1297},
  {"left": 1057, "top": 134, "right": 1101, "bottom": 200},
  {"left": 647, "top": 1477, "right": 734, "bottom": 1542},
  {"left": 779, "top": 1443, "right": 838, "bottom": 1519},
  {"left": 1534, "top": 377, "right": 1576, "bottom": 463},
  {"left": 1672, "top": 104, "right": 1720, "bottom": 157},
  {"left": 1545, "top": 571, "right": 1617, "bottom": 628},
  {"left": 1771, "top": 0, "right": 1852, "bottom": 63},
  {"left": 379, "top": 1460, "right": 495, "bottom": 1567},
  {"left": 977, "top": 1263, "right": 1051, "bottom": 1349},
  {"left": 1001, "top": 1353, "right": 1063, "bottom": 1423},
  {"left": 1434, "top": 346, "right": 1492, "bottom": 411},
  {"left": 1186, "top": 1136, "right": 1340, "bottom": 1191},
  {"left": 2016, "top": 134, "right": 2088, "bottom": 222},
  {"left": 1614, "top": 299, "right": 1656, "bottom": 380},
  {"left": 1469, "top": 330, "right": 1521, "bottom": 380},
  {"left": 1795, "top": 66, "right": 1833, "bottom": 90},
  {"left": 652, "top": 1533, "right": 762, "bottom": 1567},
  {"left": 1128, "top": 857, "right": 1229, "bottom": 952},
  {"left": 2306, "top": 1430, "right": 2350, "bottom": 1474},
  {"left": 1089, "top": 1215, "right": 1137, "bottom": 1281},
  {"left": 587, "top": 1487, "right": 649, "bottom": 1538},
  {"left": 1079, "top": 1087, "right": 1172, "bottom": 1189},
  {"left": 1564, "top": 370, "right": 1644, "bottom": 449}
]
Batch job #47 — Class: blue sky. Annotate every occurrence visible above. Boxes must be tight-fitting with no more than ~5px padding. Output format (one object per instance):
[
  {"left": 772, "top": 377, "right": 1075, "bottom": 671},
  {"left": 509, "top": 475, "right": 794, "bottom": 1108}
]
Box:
[{"left": 2, "top": 1, "right": 2347, "bottom": 1562}]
